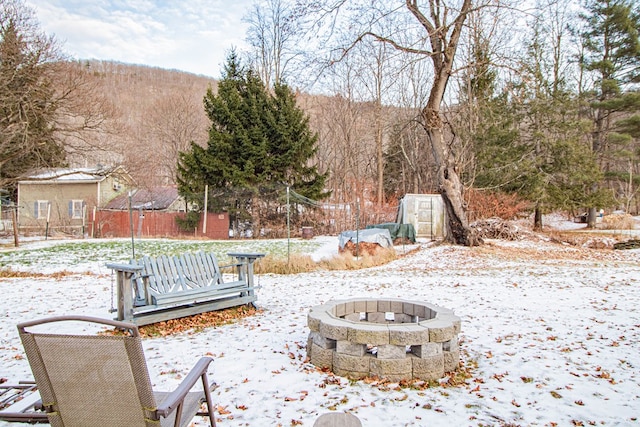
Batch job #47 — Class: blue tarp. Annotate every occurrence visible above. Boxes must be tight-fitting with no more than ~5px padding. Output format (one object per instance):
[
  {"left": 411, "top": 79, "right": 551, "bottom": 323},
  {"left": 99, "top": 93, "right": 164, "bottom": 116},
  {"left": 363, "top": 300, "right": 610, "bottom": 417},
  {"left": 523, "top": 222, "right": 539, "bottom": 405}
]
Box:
[{"left": 338, "top": 228, "right": 393, "bottom": 249}]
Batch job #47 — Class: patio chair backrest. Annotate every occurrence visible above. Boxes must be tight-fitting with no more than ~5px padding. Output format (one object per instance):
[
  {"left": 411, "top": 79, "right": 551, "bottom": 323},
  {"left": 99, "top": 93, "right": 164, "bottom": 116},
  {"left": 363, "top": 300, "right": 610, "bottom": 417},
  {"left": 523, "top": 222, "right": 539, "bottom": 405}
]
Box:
[{"left": 18, "top": 317, "right": 159, "bottom": 427}]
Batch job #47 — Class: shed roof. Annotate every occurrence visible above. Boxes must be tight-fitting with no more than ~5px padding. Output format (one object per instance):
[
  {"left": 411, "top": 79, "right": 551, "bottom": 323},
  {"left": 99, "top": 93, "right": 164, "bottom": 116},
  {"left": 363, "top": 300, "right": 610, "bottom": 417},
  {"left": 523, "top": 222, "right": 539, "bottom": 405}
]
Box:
[{"left": 104, "top": 186, "right": 181, "bottom": 210}]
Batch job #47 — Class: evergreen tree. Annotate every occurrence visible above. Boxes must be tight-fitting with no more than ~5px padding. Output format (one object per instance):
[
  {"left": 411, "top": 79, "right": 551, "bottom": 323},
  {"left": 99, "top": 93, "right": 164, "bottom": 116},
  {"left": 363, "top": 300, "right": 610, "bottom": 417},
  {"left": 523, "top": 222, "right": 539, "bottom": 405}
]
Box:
[
  {"left": 580, "top": 0, "right": 640, "bottom": 222},
  {"left": 473, "top": 9, "right": 613, "bottom": 228},
  {"left": 0, "top": 0, "right": 66, "bottom": 195},
  {"left": 177, "top": 52, "right": 329, "bottom": 234}
]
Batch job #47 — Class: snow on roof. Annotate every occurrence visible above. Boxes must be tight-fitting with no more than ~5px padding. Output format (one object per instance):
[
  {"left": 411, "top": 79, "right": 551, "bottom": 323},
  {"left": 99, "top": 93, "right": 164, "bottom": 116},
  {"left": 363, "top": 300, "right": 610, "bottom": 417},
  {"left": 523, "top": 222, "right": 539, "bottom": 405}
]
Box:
[{"left": 19, "top": 167, "right": 114, "bottom": 183}]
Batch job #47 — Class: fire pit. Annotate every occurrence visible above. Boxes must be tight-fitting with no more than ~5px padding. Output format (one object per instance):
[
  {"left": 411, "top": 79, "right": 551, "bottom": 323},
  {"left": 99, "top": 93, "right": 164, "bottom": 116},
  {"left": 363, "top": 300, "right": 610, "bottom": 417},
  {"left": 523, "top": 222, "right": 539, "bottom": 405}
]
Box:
[{"left": 306, "top": 298, "right": 461, "bottom": 381}]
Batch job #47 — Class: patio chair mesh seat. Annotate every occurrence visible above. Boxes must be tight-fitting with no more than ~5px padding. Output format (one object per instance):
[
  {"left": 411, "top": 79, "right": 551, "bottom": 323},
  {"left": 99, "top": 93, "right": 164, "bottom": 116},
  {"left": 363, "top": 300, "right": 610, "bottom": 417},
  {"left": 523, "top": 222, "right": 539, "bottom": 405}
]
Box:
[{"left": 18, "top": 316, "right": 216, "bottom": 427}]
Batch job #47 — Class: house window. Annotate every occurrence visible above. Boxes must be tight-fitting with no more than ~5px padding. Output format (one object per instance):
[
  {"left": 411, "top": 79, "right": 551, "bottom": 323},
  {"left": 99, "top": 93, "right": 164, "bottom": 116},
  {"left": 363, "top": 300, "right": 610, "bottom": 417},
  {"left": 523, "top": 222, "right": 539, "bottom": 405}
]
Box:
[
  {"left": 34, "top": 201, "right": 50, "bottom": 219},
  {"left": 69, "top": 200, "right": 84, "bottom": 219}
]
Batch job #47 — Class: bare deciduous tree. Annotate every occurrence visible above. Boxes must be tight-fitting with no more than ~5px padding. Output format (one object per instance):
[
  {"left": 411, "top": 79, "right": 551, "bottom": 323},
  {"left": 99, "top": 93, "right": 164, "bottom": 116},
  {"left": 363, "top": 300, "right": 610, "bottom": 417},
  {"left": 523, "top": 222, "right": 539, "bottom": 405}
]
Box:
[
  {"left": 146, "top": 93, "right": 209, "bottom": 185},
  {"left": 244, "top": 0, "right": 301, "bottom": 87},
  {"left": 301, "top": 0, "right": 479, "bottom": 245},
  {"left": 0, "top": 0, "right": 62, "bottom": 191},
  {"left": 1, "top": 1, "right": 116, "bottom": 192}
]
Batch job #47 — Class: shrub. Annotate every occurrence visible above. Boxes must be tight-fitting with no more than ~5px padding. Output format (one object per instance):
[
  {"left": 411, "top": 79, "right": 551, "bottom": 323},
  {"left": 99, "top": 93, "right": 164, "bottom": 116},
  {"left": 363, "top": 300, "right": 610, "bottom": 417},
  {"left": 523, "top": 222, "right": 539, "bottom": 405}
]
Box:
[
  {"left": 601, "top": 213, "right": 636, "bottom": 230},
  {"left": 175, "top": 211, "right": 200, "bottom": 232},
  {"left": 466, "top": 189, "right": 530, "bottom": 221}
]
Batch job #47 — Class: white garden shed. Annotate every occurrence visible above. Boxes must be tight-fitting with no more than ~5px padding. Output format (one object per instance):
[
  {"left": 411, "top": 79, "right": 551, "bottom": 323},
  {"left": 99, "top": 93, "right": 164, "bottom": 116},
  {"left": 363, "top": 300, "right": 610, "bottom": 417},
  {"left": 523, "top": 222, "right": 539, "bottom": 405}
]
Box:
[{"left": 396, "top": 193, "right": 446, "bottom": 240}]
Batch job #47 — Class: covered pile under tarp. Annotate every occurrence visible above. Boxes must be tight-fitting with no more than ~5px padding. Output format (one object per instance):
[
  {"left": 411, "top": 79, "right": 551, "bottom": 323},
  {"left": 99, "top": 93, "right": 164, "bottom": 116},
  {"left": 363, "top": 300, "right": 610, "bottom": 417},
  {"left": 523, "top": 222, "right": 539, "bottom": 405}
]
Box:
[
  {"left": 366, "top": 222, "right": 416, "bottom": 243},
  {"left": 338, "top": 228, "right": 393, "bottom": 250}
]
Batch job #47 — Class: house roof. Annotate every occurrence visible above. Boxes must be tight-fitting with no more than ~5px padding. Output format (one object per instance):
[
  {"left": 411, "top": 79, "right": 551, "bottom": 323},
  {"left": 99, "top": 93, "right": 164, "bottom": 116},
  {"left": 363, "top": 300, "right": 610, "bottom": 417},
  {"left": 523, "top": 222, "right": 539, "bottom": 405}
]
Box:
[
  {"left": 103, "top": 186, "right": 181, "bottom": 210},
  {"left": 18, "top": 167, "right": 119, "bottom": 184}
]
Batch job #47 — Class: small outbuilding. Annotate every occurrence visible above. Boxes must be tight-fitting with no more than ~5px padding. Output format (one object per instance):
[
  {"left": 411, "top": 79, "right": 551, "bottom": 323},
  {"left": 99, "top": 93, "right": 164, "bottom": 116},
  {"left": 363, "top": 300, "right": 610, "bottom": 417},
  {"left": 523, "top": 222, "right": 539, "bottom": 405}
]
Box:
[{"left": 396, "top": 193, "right": 446, "bottom": 240}]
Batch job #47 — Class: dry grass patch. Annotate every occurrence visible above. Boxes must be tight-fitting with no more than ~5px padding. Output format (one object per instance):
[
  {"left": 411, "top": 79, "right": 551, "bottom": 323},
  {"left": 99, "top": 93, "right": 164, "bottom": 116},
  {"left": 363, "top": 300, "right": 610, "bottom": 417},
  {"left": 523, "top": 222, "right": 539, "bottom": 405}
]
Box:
[
  {"left": 547, "top": 231, "right": 623, "bottom": 249},
  {"left": 255, "top": 247, "right": 398, "bottom": 274},
  {"left": 0, "top": 268, "right": 80, "bottom": 279},
  {"left": 601, "top": 213, "right": 636, "bottom": 230},
  {"left": 319, "top": 247, "right": 397, "bottom": 270},
  {"left": 255, "top": 254, "right": 319, "bottom": 274}
]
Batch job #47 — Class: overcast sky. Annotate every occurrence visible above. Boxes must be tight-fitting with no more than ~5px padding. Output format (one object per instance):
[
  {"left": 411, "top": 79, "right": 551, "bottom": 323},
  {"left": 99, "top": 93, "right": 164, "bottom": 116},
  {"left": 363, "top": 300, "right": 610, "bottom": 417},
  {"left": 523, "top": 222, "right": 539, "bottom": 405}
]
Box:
[{"left": 26, "top": 0, "right": 254, "bottom": 78}]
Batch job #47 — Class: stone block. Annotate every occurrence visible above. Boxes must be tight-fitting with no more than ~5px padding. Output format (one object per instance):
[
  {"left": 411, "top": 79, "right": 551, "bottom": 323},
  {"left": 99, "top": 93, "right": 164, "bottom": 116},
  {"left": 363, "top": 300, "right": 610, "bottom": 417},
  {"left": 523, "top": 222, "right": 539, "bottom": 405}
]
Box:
[
  {"left": 376, "top": 344, "right": 407, "bottom": 359},
  {"left": 354, "top": 300, "right": 367, "bottom": 312},
  {"left": 344, "top": 312, "right": 361, "bottom": 322},
  {"left": 437, "top": 313, "right": 462, "bottom": 334},
  {"left": 412, "top": 354, "right": 444, "bottom": 380},
  {"left": 310, "top": 331, "right": 336, "bottom": 349},
  {"left": 392, "top": 314, "right": 413, "bottom": 324},
  {"left": 403, "top": 302, "right": 415, "bottom": 316},
  {"left": 344, "top": 301, "right": 355, "bottom": 316},
  {"left": 336, "top": 340, "right": 367, "bottom": 357},
  {"left": 336, "top": 303, "right": 346, "bottom": 317},
  {"left": 333, "top": 353, "right": 371, "bottom": 372},
  {"left": 377, "top": 300, "right": 391, "bottom": 312},
  {"left": 309, "top": 303, "right": 332, "bottom": 314},
  {"left": 410, "top": 342, "right": 442, "bottom": 358},
  {"left": 319, "top": 317, "right": 349, "bottom": 340},
  {"left": 366, "top": 300, "right": 377, "bottom": 312},
  {"left": 310, "top": 343, "right": 334, "bottom": 369},
  {"left": 443, "top": 338, "right": 458, "bottom": 352},
  {"left": 414, "top": 304, "right": 428, "bottom": 319},
  {"left": 419, "top": 319, "right": 455, "bottom": 342},
  {"left": 390, "top": 300, "right": 404, "bottom": 314},
  {"left": 389, "top": 324, "right": 429, "bottom": 346},
  {"left": 366, "top": 312, "right": 386, "bottom": 323},
  {"left": 332, "top": 368, "right": 369, "bottom": 380},
  {"left": 347, "top": 323, "right": 389, "bottom": 345},
  {"left": 452, "top": 319, "right": 461, "bottom": 334},
  {"left": 307, "top": 312, "right": 321, "bottom": 332},
  {"left": 443, "top": 349, "right": 460, "bottom": 372},
  {"left": 370, "top": 357, "right": 412, "bottom": 379}
]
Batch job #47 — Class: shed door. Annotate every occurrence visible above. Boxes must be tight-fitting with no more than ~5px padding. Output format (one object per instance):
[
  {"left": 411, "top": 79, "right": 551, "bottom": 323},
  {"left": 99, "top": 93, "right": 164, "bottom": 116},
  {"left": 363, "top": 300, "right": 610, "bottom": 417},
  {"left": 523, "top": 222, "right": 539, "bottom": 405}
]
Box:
[{"left": 414, "top": 198, "right": 435, "bottom": 239}]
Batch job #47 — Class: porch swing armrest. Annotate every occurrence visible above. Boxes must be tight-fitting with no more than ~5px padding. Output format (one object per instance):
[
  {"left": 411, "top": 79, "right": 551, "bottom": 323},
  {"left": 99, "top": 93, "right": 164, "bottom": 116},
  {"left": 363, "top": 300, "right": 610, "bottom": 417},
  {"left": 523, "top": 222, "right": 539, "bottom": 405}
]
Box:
[
  {"left": 106, "top": 263, "right": 144, "bottom": 274},
  {"left": 106, "top": 263, "right": 145, "bottom": 319}
]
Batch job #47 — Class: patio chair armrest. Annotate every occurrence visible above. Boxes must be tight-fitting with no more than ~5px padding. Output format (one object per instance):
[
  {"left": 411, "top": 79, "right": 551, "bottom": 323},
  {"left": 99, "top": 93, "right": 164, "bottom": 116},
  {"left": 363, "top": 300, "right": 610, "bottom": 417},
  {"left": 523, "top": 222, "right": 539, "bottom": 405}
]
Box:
[
  {"left": 156, "top": 357, "right": 214, "bottom": 417},
  {"left": 17, "top": 315, "right": 139, "bottom": 337}
]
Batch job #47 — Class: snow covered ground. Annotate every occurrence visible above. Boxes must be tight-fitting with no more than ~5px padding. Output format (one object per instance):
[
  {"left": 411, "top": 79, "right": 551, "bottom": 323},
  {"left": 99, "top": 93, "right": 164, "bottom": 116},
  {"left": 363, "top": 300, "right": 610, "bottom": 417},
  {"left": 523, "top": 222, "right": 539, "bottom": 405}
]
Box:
[{"left": 1, "top": 224, "right": 639, "bottom": 426}]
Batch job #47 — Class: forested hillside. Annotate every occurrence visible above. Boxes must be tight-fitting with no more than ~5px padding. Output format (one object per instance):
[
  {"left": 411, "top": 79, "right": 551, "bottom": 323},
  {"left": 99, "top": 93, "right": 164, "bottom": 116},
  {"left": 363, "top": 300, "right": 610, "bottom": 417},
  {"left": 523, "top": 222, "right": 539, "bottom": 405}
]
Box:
[
  {"left": 66, "top": 60, "right": 214, "bottom": 188},
  {"left": 63, "top": 60, "right": 400, "bottom": 230}
]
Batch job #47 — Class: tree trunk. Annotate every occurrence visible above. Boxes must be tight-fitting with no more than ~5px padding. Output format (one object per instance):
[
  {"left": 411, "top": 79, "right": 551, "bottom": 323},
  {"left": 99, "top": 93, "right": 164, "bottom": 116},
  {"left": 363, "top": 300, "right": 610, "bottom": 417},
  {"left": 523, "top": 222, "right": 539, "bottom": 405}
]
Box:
[
  {"left": 412, "top": 0, "right": 477, "bottom": 246},
  {"left": 533, "top": 202, "right": 543, "bottom": 231},
  {"left": 587, "top": 121, "right": 602, "bottom": 229},
  {"left": 587, "top": 205, "right": 597, "bottom": 229},
  {"left": 376, "top": 100, "right": 384, "bottom": 207},
  {"left": 422, "top": 107, "right": 480, "bottom": 246},
  {"left": 12, "top": 207, "right": 19, "bottom": 248},
  {"left": 439, "top": 164, "right": 480, "bottom": 246}
]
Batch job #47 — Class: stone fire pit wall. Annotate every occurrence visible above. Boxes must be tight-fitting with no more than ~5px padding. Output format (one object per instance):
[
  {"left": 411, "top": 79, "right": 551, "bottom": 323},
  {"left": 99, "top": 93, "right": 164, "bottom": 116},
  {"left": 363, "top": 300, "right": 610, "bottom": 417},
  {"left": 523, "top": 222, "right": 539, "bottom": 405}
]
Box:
[{"left": 306, "top": 298, "right": 461, "bottom": 382}]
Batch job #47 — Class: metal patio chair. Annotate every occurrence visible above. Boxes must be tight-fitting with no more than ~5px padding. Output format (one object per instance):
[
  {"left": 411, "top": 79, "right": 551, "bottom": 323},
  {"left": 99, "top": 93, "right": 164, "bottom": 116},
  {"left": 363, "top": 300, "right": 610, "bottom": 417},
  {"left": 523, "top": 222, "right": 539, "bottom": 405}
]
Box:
[{"left": 15, "top": 315, "right": 216, "bottom": 427}]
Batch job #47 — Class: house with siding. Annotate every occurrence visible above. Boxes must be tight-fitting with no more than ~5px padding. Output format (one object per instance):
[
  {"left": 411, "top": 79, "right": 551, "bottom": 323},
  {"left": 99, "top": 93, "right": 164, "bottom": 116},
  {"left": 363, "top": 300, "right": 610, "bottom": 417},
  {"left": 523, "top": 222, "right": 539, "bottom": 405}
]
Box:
[{"left": 17, "top": 166, "right": 133, "bottom": 235}]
